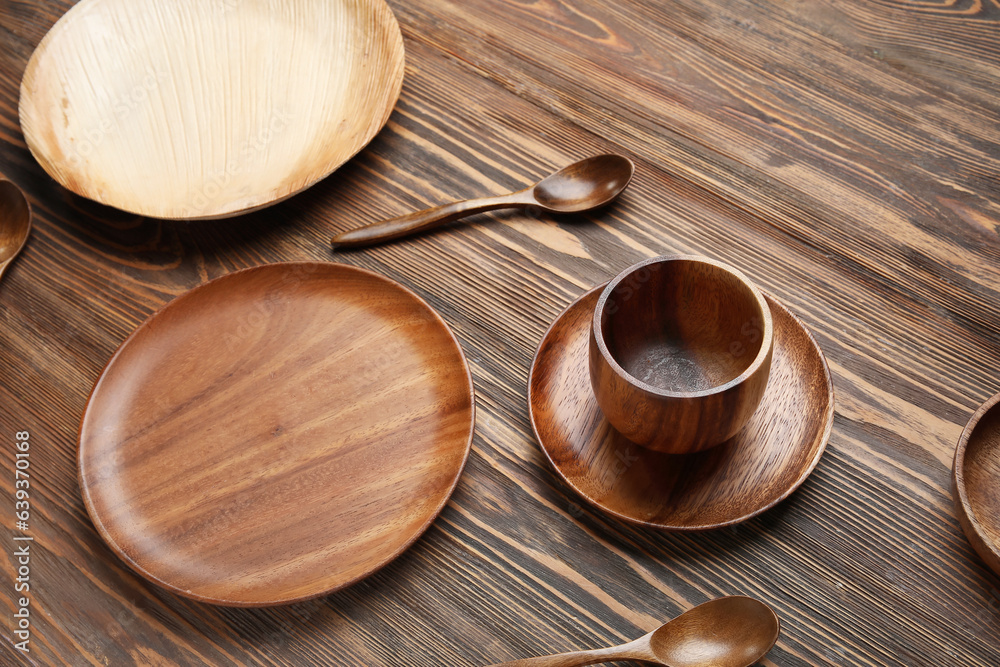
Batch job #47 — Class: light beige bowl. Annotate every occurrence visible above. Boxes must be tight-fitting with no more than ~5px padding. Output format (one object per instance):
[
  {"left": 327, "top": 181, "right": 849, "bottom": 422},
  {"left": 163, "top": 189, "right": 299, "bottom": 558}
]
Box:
[{"left": 19, "top": 0, "right": 405, "bottom": 220}]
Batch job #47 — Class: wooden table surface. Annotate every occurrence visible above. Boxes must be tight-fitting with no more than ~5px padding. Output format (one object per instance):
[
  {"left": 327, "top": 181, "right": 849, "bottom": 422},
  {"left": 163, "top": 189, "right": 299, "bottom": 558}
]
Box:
[{"left": 2, "top": 0, "right": 999, "bottom": 664}]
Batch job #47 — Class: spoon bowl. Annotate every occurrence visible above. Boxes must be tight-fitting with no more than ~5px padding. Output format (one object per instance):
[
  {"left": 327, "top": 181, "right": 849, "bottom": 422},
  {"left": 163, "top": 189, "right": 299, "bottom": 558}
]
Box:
[
  {"left": 489, "top": 596, "right": 779, "bottom": 667},
  {"left": 531, "top": 154, "right": 635, "bottom": 213},
  {"left": 649, "top": 596, "right": 780, "bottom": 667},
  {"left": 0, "top": 180, "right": 31, "bottom": 282},
  {"left": 331, "top": 154, "right": 634, "bottom": 248}
]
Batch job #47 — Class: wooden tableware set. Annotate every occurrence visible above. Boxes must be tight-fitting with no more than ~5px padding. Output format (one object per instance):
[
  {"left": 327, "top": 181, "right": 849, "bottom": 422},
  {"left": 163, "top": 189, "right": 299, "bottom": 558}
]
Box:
[{"left": 5, "top": 0, "right": 998, "bottom": 663}]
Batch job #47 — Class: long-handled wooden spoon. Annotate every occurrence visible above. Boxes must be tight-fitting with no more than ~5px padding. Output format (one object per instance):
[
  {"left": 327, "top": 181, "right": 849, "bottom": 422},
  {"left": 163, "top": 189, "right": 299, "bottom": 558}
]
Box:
[
  {"left": 488, "top": 596, "right": 779, "bottom": 667},
  {"left": 331, "top": 154, "right": 634, "bottom": 249},
  {"left": 0, "top": 180, "right": 31, "bottom": 283}
]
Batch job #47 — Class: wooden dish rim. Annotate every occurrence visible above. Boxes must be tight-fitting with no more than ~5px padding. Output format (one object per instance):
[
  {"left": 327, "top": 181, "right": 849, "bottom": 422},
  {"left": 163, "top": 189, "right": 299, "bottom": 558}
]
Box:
[
  {"left": 77, "top": 261, "right": 476, "bottom": 606},
  {"left": 952, "top": 391, "right": 1000, "bottom": 575},
  {"left": 592, "top": 255, "right": 775, "bottom": 399}
]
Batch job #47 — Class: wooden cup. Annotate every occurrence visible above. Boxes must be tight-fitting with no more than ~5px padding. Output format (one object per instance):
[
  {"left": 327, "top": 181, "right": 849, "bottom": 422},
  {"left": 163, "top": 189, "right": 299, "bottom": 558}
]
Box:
[{"left": 589, "top": 255, "right": 774, "bottom": 454}]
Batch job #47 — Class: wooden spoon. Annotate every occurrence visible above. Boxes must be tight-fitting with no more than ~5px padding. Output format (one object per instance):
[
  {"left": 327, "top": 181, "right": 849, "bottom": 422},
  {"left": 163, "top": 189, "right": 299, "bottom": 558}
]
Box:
[
  {"left": 331, "top": 154, "right": 634, "bottom": 248},
  {"left": 0, "top": 180, "right": 31, "bottom": 283},
  {"left": 488, "top": 596, "right": 779, "bottom": 667}
]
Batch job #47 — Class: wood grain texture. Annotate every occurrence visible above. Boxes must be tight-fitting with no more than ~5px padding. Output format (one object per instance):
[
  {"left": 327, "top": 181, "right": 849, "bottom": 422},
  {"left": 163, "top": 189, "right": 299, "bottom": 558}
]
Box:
[
  {"left": 532, "top": 285, "right": 831, "bottom": 530},
  {"left": 2, "top": 0, "right": 1000, "bottom": 664},
  {"left": 589, "top": 256, "right": 774, "bottom": 453},
  {"left": 19, "top": 0, "right": 405, "bottom": 219}
]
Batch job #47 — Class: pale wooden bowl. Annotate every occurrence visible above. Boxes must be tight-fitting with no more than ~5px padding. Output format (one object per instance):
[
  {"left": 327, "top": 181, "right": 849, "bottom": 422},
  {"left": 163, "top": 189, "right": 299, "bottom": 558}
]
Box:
[{"left": 19, "top": 0, "right": 404, "bottom": 220}]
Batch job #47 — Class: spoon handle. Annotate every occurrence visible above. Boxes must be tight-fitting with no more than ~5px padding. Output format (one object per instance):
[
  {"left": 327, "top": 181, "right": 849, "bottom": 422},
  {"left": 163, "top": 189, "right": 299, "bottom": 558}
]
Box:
[
  {"left": 487, "top": 644, "right": 645, "bottom": 666},
  {"left": 331, "top": 191, "right": 532, "bottom": 249}
]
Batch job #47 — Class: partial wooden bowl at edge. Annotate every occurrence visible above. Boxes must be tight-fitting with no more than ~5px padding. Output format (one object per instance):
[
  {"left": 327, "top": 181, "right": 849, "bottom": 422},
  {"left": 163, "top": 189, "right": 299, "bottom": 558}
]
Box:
[
  {"left": 953, "top": 392, "right": 1000, "bottom": 577},
  {"left": 19, "top": 0, "right": 405, "bottom": 219}
]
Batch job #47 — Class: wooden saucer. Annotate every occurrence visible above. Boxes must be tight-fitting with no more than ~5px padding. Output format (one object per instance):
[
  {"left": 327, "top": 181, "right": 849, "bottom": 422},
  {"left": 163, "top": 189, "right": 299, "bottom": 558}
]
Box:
[
  {"left": 79, "top": 263, "right": 475, "bottom": 606},
  {"left": 953, "top": 392, "right": 1000, "bottom": 577},
  {"left": 528, "top": 285, "right": 834, "bottom": 531}
]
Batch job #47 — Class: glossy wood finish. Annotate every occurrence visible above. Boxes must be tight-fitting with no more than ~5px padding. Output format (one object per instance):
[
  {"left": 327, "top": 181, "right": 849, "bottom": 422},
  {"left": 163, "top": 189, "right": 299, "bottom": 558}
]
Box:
[
  {"left": 953, "top": 392, "right": 1000, "bottom": 578},
  {"left": 0, "top": 179, "right": 30, "bottom": 282},
  {"left": 78, "top": 263, "right": 475, "bottom": 606},
  {"left": 331, "top": 154, "right": 634, "bottom": 248},
  {"left": 19, "top": 0, "right": 405, "bottom": 219},
  {"left": 531, "top": 285, "right": 832, "bottom": 530},
  {"left": 489, "top": 596, "right": 779, "bottom": 667},
  {"left": 590, "top": 256, "right": 774, "bottom": 453},
  {"left": 3, "top": 0, "right": 1000, "bottom": 663}
]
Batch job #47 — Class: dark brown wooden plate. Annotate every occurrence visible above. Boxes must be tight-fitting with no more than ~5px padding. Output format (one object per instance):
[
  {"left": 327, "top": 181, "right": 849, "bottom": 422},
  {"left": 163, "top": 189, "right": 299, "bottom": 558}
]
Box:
[
  {"left": 79, "top": 263, "right": 475, "bottom": 606},
  {"left": 529, "top": 285, "right": 834, "bottom": 531},
  {"left": 953, "top": 392, "right": 1000, "bottom": 577}
]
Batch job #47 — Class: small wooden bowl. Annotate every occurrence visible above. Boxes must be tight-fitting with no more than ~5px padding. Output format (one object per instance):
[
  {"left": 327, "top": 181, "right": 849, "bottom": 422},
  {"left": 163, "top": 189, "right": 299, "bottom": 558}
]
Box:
[
  {"left": 590, "top": 256, "right": 774, "bottom": 454},
  {"left": 953, "top": 392, "right": 1000, "bottom": 577},
  {"left": 19, "top": 0, "right": 404, "bottom": 219}
]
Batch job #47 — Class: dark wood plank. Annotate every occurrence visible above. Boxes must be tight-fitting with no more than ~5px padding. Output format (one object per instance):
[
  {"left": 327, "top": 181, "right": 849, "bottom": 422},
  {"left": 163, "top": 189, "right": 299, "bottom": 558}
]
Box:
[{"left": 1, "top": 0, "right": 999, "bottom": 665}]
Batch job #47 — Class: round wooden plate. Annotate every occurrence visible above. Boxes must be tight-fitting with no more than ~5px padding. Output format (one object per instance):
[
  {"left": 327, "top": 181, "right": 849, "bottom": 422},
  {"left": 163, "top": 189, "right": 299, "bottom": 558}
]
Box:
[
  {"left": 20, "top": 0, "right": 404, "bottom": 219},
  {"left": 529, "top": 285, "right": 834, "bottom": 531},
  {"left": 79, "top": 263, "right": 475, "bottom": 606},
  {"left": 953, "top": 392, "right": 1000, "bottom": 577}
]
